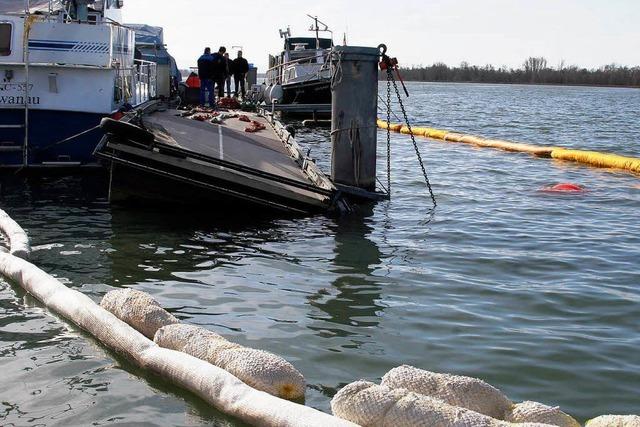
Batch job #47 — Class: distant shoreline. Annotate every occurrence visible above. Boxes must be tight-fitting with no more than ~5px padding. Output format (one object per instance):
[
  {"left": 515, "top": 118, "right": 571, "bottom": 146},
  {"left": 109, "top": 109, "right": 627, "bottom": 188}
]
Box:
[
  {"left": 380, "top": 57, "right": 640, "bottom": 89},
  {"left": 385, "top": 79, "right": 640, "bottom": 89}
]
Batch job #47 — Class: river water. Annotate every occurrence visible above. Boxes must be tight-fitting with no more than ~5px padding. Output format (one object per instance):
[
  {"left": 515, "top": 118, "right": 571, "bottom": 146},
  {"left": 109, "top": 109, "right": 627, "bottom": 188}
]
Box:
[{"left": 1, "top": 83, "right": 639, "bottom": 426}]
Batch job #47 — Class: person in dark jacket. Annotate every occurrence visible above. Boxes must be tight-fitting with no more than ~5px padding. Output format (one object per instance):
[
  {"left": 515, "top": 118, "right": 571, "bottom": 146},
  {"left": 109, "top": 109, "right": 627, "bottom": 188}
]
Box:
[
  {"left": 232, "top": 51, "right": 249, "bottom": 98},
  {"left": 197, "top": 47, "right": 215, "bottom": 106},
  {"left": 211, "top": 46, "right": 226, "bottom": 99},
  {"left": 223, "top": 52, "right": 233, "bottom": 97}
]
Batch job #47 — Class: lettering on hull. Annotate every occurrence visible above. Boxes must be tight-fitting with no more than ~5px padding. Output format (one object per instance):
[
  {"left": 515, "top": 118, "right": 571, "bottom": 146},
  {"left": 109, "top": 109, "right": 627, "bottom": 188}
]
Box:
[
  {"left": 0, "top": 96, "right": 41, "bottom": 105},
  {"left": 0, "top": 83, "right": 34, "bottom": 92}
]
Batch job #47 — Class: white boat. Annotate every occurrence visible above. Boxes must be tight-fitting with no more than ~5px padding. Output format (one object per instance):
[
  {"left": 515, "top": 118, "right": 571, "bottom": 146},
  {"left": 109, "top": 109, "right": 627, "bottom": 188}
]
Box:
[
  {"left": 0, "top": 0, "right": 157, "bottom": 169},
  {"left": 264, "top": 16, "right": 334, "bottom": 106}
]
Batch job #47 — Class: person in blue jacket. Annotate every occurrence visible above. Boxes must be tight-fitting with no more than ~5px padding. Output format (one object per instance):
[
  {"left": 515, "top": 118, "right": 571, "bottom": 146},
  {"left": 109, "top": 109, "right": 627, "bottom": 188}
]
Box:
[{"left": 197, "top": 47, "right": 215, "bottom": 106}]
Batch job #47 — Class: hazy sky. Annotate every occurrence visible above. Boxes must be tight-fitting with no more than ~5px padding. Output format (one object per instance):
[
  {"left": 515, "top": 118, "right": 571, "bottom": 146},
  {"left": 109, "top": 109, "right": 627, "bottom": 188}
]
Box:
[{"left": 123, "top": 0, "right": 640, "bottom": 71}]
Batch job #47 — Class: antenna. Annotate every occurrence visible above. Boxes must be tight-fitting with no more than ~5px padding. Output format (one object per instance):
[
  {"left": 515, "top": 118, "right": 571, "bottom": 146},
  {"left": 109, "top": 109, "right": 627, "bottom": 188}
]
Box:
[
  {"left": 306, "top": 14, "right": 329, "bottom": 32},
  {"left": 306, "top": 14, "right": 332, "bottom": 50},
  {"left": 279, "top": 27, "right": 291, "bottom": 39}
]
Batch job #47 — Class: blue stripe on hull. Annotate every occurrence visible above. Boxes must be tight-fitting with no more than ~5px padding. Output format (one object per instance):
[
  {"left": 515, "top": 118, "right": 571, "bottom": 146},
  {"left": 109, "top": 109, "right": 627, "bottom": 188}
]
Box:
[{"left": 0, "top": 109, "right": 106, "bottom": 168}]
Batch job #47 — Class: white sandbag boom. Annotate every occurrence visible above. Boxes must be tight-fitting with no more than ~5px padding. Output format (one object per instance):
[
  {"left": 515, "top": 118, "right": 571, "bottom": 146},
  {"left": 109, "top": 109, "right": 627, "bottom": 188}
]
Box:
[
  {"left": 0, "top": 209, "right": 356, "bottom": 427},
  {"left": 330, "top": 380, "right": 553, "bottom": 427},
  {"left": 0, "top": 209, "right": 30, "bottom": 259},
  {"left": 101, "top": 288, "right": 180, "bottom": 339},
  {"left": 154, "top": 323, "right": 306, "bottom": 400},
  {"left": 381, "top": 364, "right": 513, "bottom": 419}
]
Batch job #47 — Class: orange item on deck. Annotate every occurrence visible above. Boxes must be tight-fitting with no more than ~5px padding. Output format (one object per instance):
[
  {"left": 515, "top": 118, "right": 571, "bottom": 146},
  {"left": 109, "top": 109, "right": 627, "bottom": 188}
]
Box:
[
  {"left": 245, "top": 121, "right": 266, "bottom": 133},
  {"left": 218, "top": 97, "right": 241, "bottom": 109},
  {"left": 186, "top": 74, "right": 201, "bottom": 88}
]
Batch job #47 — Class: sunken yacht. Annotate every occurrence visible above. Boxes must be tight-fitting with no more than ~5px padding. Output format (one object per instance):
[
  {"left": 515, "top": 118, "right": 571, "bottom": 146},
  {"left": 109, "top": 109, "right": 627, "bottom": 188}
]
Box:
[{"left": 95, "top": 45, "right": 387, "bottom": 216}]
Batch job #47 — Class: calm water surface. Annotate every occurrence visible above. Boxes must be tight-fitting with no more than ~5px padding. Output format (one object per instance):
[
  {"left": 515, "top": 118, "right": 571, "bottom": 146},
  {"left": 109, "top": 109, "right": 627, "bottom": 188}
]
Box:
[{"left": 1, "top": 83, "right": 639, "bottom": 426}]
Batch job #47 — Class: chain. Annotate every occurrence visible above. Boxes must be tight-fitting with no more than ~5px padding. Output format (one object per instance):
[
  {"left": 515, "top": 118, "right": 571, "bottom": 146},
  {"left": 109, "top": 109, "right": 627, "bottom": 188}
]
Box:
[
  {"left": 387, "top": 68, "right": 437, "bottom": 208},
  {"left": 386, "top": 75, "right": 392, "bottom": 197}
]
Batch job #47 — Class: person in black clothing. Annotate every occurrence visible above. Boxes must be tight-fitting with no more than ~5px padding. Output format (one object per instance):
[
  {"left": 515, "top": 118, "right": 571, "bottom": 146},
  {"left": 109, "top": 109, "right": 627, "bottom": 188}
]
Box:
[
  {"left": 232, "top": 51, "right": 249, "bottom": 98},
  {"left": 223, "top": 52, "right": 233, "bottom": 97},
  {"left": 211, "top": 46, "right": 226, "bottom": 99},
  {"left": 197, "top": 47, "right": 215, "bottom": 106}
]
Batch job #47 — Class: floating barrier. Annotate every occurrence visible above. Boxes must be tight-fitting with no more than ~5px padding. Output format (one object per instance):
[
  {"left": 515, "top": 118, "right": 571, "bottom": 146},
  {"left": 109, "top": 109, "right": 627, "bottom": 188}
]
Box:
[
  {"left": 586, "top": 415, "right": 640, "bottom": 427},
  {"left": 0, "top": 209, "right": 356, "bottom": 427},
  {"left": 506, "top": 401, "right": 580, "bottom": 427},
  {"left": 381, "top": 365, "right": 513, "bottom": 419},
  {"left": 154, "top": 324, "right": 305, "bottom": 400},
  {"left": 2, "top": 209, "right": 639, "bottom": 427},
  {"left": 101, "top": 291, "right": 305, "bottom": 399},
  {"left": 331, "top": 380, "right": 551, "bottom": 427},
  {"left": 101, "top": 289, "right": 180, "bottom": 339},
  {"left": 551, "top": 149, "right": 640, "bottom": 174},
  {"left": 381, "top": 365, "right": 579, "bottom": 427},
  {"left": 0, "top": 210, "right": 30, "bottom": 259},
  {"left": 333, "top": 365, "right": 639, "bottom": 427},
  {"left": 377, "top": 119, "right": 640, "bottom": 175}
]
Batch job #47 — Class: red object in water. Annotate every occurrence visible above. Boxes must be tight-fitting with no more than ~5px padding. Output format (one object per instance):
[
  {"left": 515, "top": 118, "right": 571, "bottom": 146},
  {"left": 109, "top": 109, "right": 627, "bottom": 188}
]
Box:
[{"left": 541, "top": 183, "right": 585, "bottom": 193}]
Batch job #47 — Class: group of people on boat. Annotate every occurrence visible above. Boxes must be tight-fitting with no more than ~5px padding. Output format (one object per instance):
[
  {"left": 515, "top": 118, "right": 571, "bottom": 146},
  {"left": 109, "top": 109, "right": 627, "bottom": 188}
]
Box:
[{"left": 197, "top": 46, "right": 250, "bottom": 106}]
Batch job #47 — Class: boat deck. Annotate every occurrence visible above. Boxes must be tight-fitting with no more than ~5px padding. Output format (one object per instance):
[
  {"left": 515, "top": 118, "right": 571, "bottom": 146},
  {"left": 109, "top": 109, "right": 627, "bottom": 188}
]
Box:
[
  {"left": 96, "top": 106, "right": 339, "bottom": 214},
  {"left": 144, "top": 110, "right": 310, "bottom": 185}
]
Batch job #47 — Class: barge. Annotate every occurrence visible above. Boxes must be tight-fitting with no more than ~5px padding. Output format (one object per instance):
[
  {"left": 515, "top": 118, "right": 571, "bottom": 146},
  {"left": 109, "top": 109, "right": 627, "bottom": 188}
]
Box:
[
  {"left": 96, "top": 45, "right": 388, "bottom": 216},
  {"left": 95, "top": 103, "right": 350, "bottom": 215}
]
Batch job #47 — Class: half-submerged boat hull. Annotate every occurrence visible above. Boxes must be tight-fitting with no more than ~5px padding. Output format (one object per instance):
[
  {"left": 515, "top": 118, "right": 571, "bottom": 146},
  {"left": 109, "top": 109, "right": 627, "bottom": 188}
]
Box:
[{"left": 96, "top": 104, "right": 345, "bottom": 215}]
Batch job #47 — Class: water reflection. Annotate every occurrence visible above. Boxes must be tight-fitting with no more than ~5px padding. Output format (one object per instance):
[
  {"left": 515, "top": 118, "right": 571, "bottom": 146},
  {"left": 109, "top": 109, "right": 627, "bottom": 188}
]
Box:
[
  {"left": 106, "top": 207, "right": 297, "bottom": 287},
  {"left": 308, "top": 213, "right": 384, "bottom": 336}
]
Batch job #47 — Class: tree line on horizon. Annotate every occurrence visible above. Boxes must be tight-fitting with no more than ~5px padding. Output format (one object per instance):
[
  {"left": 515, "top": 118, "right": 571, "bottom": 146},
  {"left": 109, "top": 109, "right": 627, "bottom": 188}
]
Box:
[{"left": 386, "top": 57, "right": 640, "bottom": 87}]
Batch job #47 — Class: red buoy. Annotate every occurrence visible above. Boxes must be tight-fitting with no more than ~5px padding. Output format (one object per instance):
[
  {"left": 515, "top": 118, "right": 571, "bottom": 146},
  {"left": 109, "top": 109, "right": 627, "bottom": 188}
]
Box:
[{"left": 540, "top": 183, "right": 585, "bottom": 193}]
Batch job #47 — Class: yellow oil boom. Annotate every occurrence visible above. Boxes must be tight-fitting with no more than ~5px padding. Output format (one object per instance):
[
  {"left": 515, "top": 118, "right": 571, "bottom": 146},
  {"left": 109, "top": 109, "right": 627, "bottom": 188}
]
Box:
[{"left": 377, "top": 120, "right": 640, "bottom": 175}]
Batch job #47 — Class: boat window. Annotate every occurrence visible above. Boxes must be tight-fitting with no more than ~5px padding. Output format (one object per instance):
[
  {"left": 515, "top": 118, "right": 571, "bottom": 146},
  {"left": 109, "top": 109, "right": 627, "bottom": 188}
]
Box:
[
  {"left": 106, "top": 0, "right": 124, "bottom": 9},
  {"left": 0, "top": 23, "right": 12, "bottom": 56}
]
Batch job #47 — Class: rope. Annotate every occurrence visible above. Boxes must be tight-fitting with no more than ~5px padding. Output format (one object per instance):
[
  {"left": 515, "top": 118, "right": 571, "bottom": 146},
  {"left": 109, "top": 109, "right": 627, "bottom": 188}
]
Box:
[
  {"left": 330, "top": 125, "right": 379, "bottom": 136},
  {"left": 330, "top": 51, "right": 344, "bottom": 89},
  {"left": 34, "top": 124, "right": 102, "bottom": 152}
]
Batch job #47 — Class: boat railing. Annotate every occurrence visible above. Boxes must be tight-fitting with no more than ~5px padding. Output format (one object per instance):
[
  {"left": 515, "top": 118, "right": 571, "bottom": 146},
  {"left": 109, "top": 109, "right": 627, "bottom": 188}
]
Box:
[
  {"left": 114, "top": 59, "right": 157, "bottom": 106},
  {"left": 131, "top": 59, "right": 157, "bottom": 105},
  {"left": 265, "top": 51, "right": 332, "bottom": 85}
]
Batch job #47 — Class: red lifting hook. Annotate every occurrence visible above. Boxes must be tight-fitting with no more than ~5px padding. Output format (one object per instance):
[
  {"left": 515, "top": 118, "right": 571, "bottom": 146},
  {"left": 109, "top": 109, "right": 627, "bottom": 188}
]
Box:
[{"left": 378, "top": 44, "right": 410, "bottom": 97}]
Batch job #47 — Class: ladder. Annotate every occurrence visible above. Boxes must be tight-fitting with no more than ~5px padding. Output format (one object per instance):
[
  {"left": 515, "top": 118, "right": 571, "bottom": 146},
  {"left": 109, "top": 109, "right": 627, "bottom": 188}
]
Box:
[
  {"left": 0, "top": 2, "right": 31, "bottom": 164},
  {"left": 0, "top": 78, "right": 29, "bottom": 163}
]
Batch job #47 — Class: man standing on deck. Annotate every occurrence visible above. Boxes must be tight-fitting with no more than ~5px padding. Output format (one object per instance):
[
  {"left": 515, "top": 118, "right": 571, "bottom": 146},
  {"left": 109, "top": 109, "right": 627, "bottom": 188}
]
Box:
[
  {"left": 197, "top": 47, "right": 215, "bottom": 107},
  {"left": 223, "top": 52, "right": 233, "bottom": 98},
  {"left": 212, "top": 46, "right": 227, "bottom": 100},
  {"left": 232, "top": 51, "right": 249, "bottom": 98}
]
